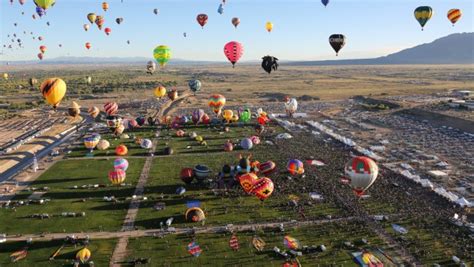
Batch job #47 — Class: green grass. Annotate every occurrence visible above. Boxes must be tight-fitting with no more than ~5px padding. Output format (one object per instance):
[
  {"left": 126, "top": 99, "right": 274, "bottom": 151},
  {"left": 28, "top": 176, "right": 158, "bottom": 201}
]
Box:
[
  {"left": 0, "top": 239, "right": 116, "bottom": 267},
  {"left": 0, "top": 159, "right": 145, "bottom": 235},
  {"left": 127, "top": 222, "right": 387, "bottom": 266}
]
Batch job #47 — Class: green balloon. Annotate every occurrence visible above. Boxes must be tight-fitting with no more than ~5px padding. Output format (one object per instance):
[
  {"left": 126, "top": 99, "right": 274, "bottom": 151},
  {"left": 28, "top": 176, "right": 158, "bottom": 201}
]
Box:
[
  {"left": 153, "top": 45, "right": 171, "bottom": 67},
  {"left": 239, "top": 109, "right": 251, "bottom": 123}
]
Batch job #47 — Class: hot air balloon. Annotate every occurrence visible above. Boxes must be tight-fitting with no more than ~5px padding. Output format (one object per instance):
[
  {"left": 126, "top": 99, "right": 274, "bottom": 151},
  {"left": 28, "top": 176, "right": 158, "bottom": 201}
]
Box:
[
  {"left": 97, "top": 139, "right": 110, "bottom": 150},
  {"left": 258, "top": 161, "right": 276, "bottom": 176},
  {"left": 224, "top": 41, "right": 243, "bottom": 67},
  {"left": 29, "top": 78, "right": 38, "bottom": 86},
  {"left": 154, "top": 85, "right": 166, "bottom": 99},
  {"left": 114, "top": 158, "right": 129, "bottom": 171},
  {"left": 265, "top": 22, "right": 273, "bottom": 32},
  {"left": 192, "top": 109, "right": 205, "bottom": 124},
  {"left": 239, "top": 108, "right": 251, "bottom": 123},
  {"left": 239, "top": 172, "right": 258, "bottom": 193},
  {"left": 39, "top": 45, "right": 46, "bottom": 53},
  {"left": 240, "top": 138, "right": 253, "bottom": 150},
  {"left": 108, "top": 169, "right": 126, "bottom": 185},
  {"left": 153, "top": 8, "right": 159, "bottom": 15},
  {"left": 83, "top": 136, "right": 99, "bottom": 153},
  {"left": 75, "top": 247, "right": 91, "bottom": 264},
  {"left": 261, "top": 56, "right": 279, "bottom": 74},
  {"left": 168, "top": 89, "right": 178, "bottom": 101},
  {"left": 187, "top": 241, "right": 202, "bottom": 257},
  {"left": 284, "top": 236, "right": 300, "bottom": 250},
  {"left": 321, "top": 0, "right": 329, "bottom": 7},
  {"left": 104, "top": 27, "right": 111, "bottom": 35},
  {"left": 37, "top": 53, "right": 43, "bottom": 60},
  {"left": 38, "top": 36, "right": 44, "bottom": 41},
  {"left": 104, "top": 102, "right": 118, "bottom": 115},
  {"left": 140, "top": 139, "right": 152, "bottom": 149},
  {"left": 102, "top": 2, "right": 109, "bottom": 11},
  {"left": 345, "top": 156, "right": 379, "bottom": 196},
  {"left": 414, "top": 6, "right": 433, "bottom": 31},
  {"left": 85, "top": 76, "right": 92, "bottom": 85},
  {"left": 83, "top": 24, "right": 90, "bottom": 31},
  {"left": 153, "top": 45, "right": 171, "bottom": 67},
  {"left": 188, "top": 79, "right": 201, "bottom": 94},
  {"left": 329, "top": 34, "right": 346, "bottom": 56},
  {"left": 87, "top": 13, "right": 96, "bottom": 24},
  {"left": 224, "top": 140, "right": 234, "bottom": 152},
  {"left": 85, "top": 42, "right": 91, "bottom": 50},
  {"left": 115, "top": 144, "right": 128, "bottom": 156},
  {"left": 447, "top": 9, "right": 461, "bottom": 26},
  {"left": 3, "top": 73, "right": 8, "bottom": 80},
  {"left": 285, "top": 97, "right": 298, "bottom": 117},
  {"left": 34, "top": 0, "right": 55, "bottom": 10},
  {"left": 88, "top": 106, "right": 99, "bottom": 118},
  {"left": 40, "top": 78, "right": 66, "bottom": 109},
  {"left": 222, "top": 110, "right": 233, "bottom": 123},
  {"left": 208, "top": 94, "right": 226, "bottom": 115},
  {"left": 231, "top": 17, "right": 240, "bottom": 28},
  {"left": 146, "top": 61, "right": 156, "bottom": 74},
  {"left": 196, "top": 14, "right": 208, "bottom": 28},
  {"left": 180, "top": 168, "right": 194, "bottom": 184},
  {"left": 251, "top": 177, "right": 274, "bottom": 200},
  {"left": 36, "top": 7, "right": 46, "bottom": 18},
  {"left": 19, "top": 0, "right": 25, "bottom": 5},
  {"left": 68, "top": 101, "right": 81, "bottom": 118},
  {"left": 185, "top": 207, "right": 205, "bottom": 222},
  {"left": 127, "top": 40, "right": 130, "bottom": 44},
  {"left": 115, "top": 17, "right": 123, "bottom": 24},
  {"left": 95, "top": 16, "right": 104, "bottom": 30},
  {"left": 217, "top": 3, "right": 224, "bottom": 14},
  {"left": 287, "top": 159, "right": 304, "bottom": 175}
]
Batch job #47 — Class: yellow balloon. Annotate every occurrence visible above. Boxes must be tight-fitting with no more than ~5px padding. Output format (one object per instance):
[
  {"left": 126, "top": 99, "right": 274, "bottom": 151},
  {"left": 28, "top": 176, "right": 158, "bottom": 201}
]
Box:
[
  {"left": 40, "top": 78, "right": 66, "bottom": 109},
  {"left": 265, "top": 22, "right": 273, "bottom": 32},
  {"left": 75, "top": 247, "right": 91, "bottom": 264},
  {"left": 3, "top": 73, "right": 8, "bottom": 80},
  {"left": 222, "top": 110, "right": 233, "bottom": 123},
  {"left": 154, "top": 85, "right": 167, "bottom": 99},
  {"left": 87, "top": 13, "right": 97, "bottom": 24}
]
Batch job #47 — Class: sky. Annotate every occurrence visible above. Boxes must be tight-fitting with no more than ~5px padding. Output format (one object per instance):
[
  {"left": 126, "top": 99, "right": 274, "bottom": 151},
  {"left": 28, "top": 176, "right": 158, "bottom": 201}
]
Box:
[{"left": 1, "top": 0, "right": 473, "bottom": 62}]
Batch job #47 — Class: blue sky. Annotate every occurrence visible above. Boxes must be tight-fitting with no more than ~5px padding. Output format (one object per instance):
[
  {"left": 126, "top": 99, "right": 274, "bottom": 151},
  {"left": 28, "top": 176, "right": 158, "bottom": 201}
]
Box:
[{"left": 1, "top": 0, "right": 473, "bottom": 61}]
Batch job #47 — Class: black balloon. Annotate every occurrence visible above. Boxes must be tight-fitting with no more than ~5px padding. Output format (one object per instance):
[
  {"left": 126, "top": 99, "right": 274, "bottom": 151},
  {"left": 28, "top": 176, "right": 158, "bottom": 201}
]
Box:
[{"left": 261, "top": 56, "right": 279, "bottom": 74}]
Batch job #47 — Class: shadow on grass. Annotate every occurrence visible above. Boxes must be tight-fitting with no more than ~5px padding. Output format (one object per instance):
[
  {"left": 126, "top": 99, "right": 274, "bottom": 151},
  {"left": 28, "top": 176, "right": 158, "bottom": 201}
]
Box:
[
  {"left": 30, "top": 177, "right": 97, "bottom": 186},
  {"left": 44, "top": 187, "right": 136, "bottom": 199}
]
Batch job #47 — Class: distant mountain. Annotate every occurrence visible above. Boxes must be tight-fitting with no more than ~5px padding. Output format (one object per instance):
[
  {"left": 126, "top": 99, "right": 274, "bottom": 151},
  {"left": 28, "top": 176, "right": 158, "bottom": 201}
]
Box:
[
  {"left": 3, "top": 56, "right": 219, "bottom": 65},
  {"left": 290, "top": 32, "right": 474, "bottom": 65}
]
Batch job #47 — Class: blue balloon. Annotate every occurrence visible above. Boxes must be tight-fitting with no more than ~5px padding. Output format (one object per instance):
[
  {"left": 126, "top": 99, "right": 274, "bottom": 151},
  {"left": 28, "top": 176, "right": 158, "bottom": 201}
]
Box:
[
  {"left": 36, "top": 6, "right": 45, "bottom": 17},
  {"left": 321, "top": 0, "right": 329, "bottom": 7},
  {"left": 217, "top": 3, "right": 224, "bottom": 14},
  {"left": 188, "top": 79, "right": 202, "bottom": 93}
]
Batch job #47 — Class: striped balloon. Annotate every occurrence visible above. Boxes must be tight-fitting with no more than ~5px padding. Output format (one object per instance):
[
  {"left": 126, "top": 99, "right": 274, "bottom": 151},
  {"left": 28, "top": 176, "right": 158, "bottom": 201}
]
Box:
[
  {"left": 113, "top": 158, "right": 129, "bottom": 171},
  {"left": 224, "top": 41, "right": 243, "bottom": 67},
  {"left": 88, "top": 106, "right": 100, "bottom": 118},
  {"left": 447, "top": 9, "right": 462, "bottom": 26},
  {"left": 414, "top": 6, "right": 433, "bottom": 30},
  {"left": 108, "top": 169, "right": 126, "bottom": 185},
  {"left": 104, "top": 102, "right": 118, "bottom": 116},
  {"left": 153, "top": 45, "right": 171, "bottom": 67},
  {"left": 208, "top": 94, "right": 226, "bottom": 114}
]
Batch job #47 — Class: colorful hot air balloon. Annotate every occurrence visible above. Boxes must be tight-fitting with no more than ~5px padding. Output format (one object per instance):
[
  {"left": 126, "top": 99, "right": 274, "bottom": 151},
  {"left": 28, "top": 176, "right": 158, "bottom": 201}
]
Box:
[
  {"left": 224, "top": 41, "right": 243, "bottom": 67},
  {"left": 239, "top": 172, "right": 258, "bottom": 193},
  {"left": 39, "top": 45, "right": 46, "bottom": 53},
  {"left": 284, "top": 236, "right": 300, "bottom": 250},
  {"left": 87, "top": 13, "right": 97, "bottom": 24},
  {"left": 87, "top": 106, "right": 100, "bottom": 118},
  {"left": 208, "top": 94, "right": 226, "bottom": 115},
  {"left": 231, "top": 17, "right": 240, "bottom": 28},
  {"left": 96, "top": 139, "right": 110, "bottom": 150},
  {"left": 154, "top": 85, "right": 166, "bottom": 99},
  {"left": 192, "top": 109, "right": 205, "bottom": 124},
  {"left": 40, "top": 78, "right": 66, "bottom": 109},
  {"left": 321, "top": 0, "right": 329, "bottom": 7},
  {"left": 196, "top": 14, "right": 208, "bottom": 28},
  {"left": 185, "top": 207, "right": 205, "bottom": 222},
  {"left": 239, "top": 108, "right": 251, "bottom": 123},
  {"left": 85, "top": 42, "right": 91, "bottom": 50},
  {"left": 188, "top": 79, "right": 201, "bottom": 94},
  {"left": 104, "top": 102, "right": 118, "bottom": 115},
  {"left": 84, "top": 136, "right": 99, "bottom": 152},
  {"left": 75, "top": 247, "right": 91, "bottom": 264},
  {"left": 83, "top": 24, "right": 90, "bottom": 31},
  {"left": 258, "top": 161, "right": 276, "bottom": 176},
  {"left": 251, "top": 177, "right": 274, "bottom": 200},
  {"left": 37, "top": 53, "right": 43, "bottom": 60},
  {"left": 95, "top": 16, "right": 104, "bottom": 30},
  {"left": 414, "top": 6, "right": 433, "bottom": 31},
  {"left": 329, "top": 34, "right": 346, "bottom": 56},
  {"left": 265, "top": 21, "right": 273, "bottom": 32},
  {"left": 115, "top": 144, "right": 128, "bottom": 156},
  {"left": 153, "top": 45, "right": 171, "bottom": 67},
  {"left": 36, "top": 6, "right": 45, "bottom": 17},
  {"left": 102, "top": 2, "right": 109, "bottom": 11},
  {"left": 187, "top": 241, "right": 202, "bottom": 257},
  {"left": 34, "top": 0, "right": 55, "bottom": 10},
  {"left": 287, "top": 159, "right": 304, "bottom": 175},
  {"left": 447, "top": 9, "right": 462, "bottom": 26},
  {"left": 113, "top": 158, "right": 129, "bottom": 171},
  {"left": 222, "top": 110, "right": 233, "bottom": 123},
  {"left": 108, "top": 169, "right": 126, "bottom": 185},
  {"left": 146, "top": 61, "right": 156, "bottom": 74},
  {"left": 345, "top": 156, "right": 379, "bottom": 196},
  {"left": 104, "top": 27, "right": 111, "bottom": 35}
]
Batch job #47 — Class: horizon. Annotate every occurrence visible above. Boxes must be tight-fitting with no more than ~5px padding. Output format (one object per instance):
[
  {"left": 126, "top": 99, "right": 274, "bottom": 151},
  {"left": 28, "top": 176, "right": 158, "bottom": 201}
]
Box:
[{"left": 1, "top": 0, "right": 473, "bottom": 62}]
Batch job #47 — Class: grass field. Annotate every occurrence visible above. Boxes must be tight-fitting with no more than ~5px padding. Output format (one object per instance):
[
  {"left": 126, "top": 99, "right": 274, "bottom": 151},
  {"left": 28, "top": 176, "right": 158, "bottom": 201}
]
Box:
[{"left": 0, "top": 158, "right": 145, "bottom": 235}]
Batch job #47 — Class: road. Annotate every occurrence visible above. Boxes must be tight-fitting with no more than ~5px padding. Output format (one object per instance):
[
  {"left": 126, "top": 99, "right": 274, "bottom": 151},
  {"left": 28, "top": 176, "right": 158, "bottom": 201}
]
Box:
[{"left": 4, "top": 217, "right": 356, "bottom": 243}]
